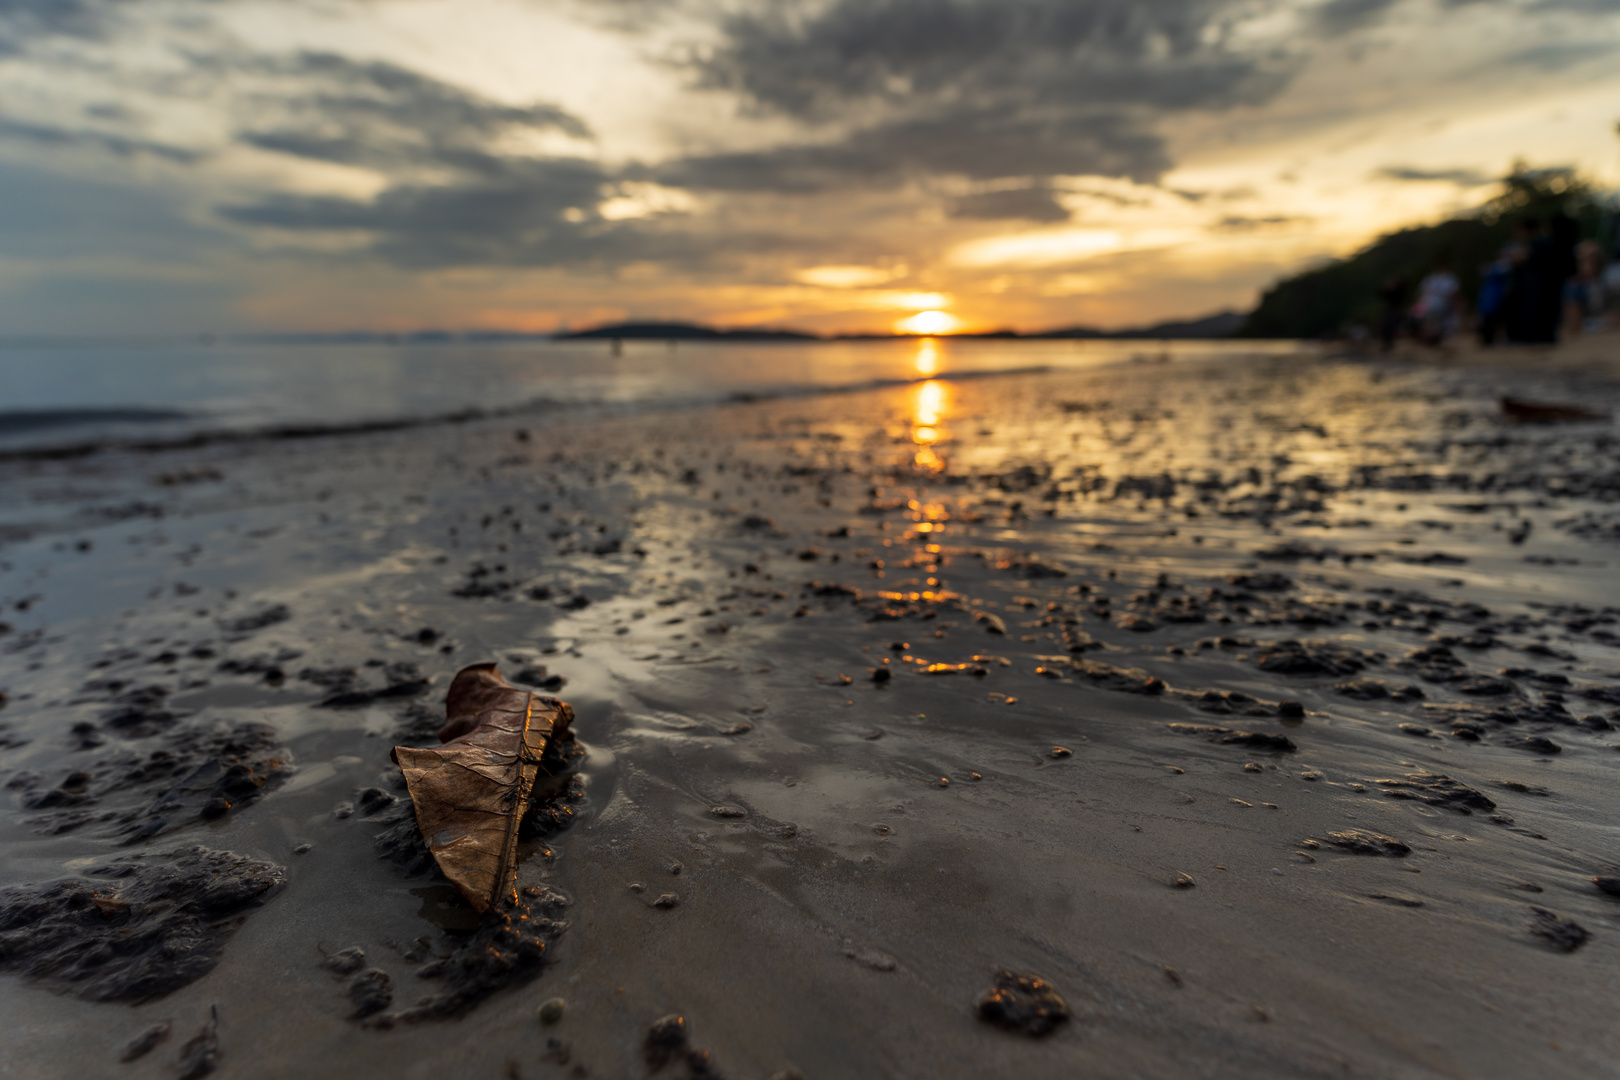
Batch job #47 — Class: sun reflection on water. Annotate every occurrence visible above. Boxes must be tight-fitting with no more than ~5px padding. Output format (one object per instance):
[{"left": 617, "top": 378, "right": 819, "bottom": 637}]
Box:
[
  {"left": 913, "top": 337, "right": 940, "bottom": 377},
  {"left": 911, "top": 377, "right": 948, "bottom": 473}
]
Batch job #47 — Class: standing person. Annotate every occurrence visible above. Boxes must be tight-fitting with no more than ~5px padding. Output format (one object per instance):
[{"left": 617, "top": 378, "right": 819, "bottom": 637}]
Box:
[
  {"left": 1377, "top": 275, "right": 1408, "bottom": 353},
  {"left": 1564, "top": 241, "right": 1606, "bottom": 337},
  {"left": 1476, "top": 243, "right": 1517, "bottom": 346},
  {"left": 1505, "top": 217, "right": 1549, "bottom": 344},
  {"left": 1413, "top": 265, "right": 1461, "bottom": 347}
]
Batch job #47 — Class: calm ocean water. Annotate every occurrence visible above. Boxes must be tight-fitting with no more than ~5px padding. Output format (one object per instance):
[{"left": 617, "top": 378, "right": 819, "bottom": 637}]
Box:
[{"left": 0, "top": 337, "right": 1307, "bottom": 450}]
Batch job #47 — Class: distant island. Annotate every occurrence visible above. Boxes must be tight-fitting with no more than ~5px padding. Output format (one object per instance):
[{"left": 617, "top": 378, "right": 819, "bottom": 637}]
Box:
[
  {"left": 556, "top": 310, "right": 1247, "bottom": 343},
  {"left": 557, "top": 322, "right": 819, "bottom": 342}
]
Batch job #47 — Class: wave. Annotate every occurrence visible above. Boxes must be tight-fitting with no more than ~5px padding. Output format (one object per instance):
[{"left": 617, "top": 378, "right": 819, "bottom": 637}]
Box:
[{"left": 0, "top": 407, "right": 190, "bottom": 435}]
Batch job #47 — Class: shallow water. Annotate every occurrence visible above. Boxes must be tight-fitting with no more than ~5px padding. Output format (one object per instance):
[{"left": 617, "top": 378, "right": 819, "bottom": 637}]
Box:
[{"left": 1, "top": 347, "right": 1619, "bottom": 1078}]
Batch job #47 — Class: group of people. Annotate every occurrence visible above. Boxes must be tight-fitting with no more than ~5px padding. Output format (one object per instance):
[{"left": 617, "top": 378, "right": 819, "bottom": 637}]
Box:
[{"left": 1378, "top": 214, "right": 1620, "bottom": 351}]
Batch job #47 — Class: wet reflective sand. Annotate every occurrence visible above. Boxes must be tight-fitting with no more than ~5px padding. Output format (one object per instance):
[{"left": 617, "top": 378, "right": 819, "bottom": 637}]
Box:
[{"left": 2, "top": 346, "right": 1619, "bottom": 1078}]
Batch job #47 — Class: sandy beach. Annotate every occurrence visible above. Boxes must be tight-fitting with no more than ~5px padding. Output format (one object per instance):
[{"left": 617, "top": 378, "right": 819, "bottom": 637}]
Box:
[{"left": 3, "top": 341, "right": 1620, "bottom": 1079}]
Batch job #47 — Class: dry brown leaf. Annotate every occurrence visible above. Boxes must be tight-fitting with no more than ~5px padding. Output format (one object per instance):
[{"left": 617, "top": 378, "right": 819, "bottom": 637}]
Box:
[{"left": 391, "top": 663, "right": 572, "bottom": 913}]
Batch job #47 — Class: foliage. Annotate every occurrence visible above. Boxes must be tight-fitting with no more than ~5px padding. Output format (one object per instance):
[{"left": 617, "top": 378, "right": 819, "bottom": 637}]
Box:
[{"left": 1237, "top": 166, "right": 1613, "bottom": 339}]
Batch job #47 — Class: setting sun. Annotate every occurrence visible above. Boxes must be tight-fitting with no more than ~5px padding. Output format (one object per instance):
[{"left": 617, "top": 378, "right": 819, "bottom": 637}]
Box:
[{"left": 895, "top": 309, "right": 961, "bottom": 335}]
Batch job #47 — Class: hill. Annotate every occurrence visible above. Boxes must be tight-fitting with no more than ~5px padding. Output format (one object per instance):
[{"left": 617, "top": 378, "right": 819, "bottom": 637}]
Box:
[{"left": 1238, "top": 168, "right": 1610, "bottom": 339}]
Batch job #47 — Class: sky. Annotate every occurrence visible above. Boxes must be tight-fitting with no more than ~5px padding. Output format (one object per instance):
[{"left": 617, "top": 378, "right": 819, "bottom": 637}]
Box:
[{"left": 0, "top": 0, "right": 1617, "bottom": 336}]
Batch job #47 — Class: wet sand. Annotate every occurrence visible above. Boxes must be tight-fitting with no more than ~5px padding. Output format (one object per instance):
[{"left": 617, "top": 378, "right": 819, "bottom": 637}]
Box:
[{"left": 2, "top": 343, "right": 1620, "bottom": 1079}]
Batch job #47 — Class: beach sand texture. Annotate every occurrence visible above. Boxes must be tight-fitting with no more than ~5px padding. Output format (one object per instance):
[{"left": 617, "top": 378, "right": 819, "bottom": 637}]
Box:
[{"left": 2, "top": 345, "right": 1620, "bottom": 1078}]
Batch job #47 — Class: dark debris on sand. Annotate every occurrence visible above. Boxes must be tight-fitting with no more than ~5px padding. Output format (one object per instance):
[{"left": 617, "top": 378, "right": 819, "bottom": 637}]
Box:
[
  {"left": 1169, "top": 723, "right": 1296, "bottom": 752},
  {"left": 975, "top": 969, "right": 1071, "bottom": 1037},
  {"left": 1374, "top": 773, "right": 1496, "bottom": 814},
  {"left": 0, "top": 847, "right": 283, "bottom": 1002},
  {"left": 643, "top": 1012, "right": 727, "bottom": 1078},
  {"left": 18, "top": 722, "right": 293, "bottom": 842},
  {"left": 1528, "top": 908, "right": 1590, "bottom": 952},
  {"left": 1318, "top": 830, "right": 1410, "bottom": 856}
]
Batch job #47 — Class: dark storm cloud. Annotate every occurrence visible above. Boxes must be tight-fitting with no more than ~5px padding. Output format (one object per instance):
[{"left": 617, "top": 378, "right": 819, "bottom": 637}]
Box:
[
  {"left": 659, "top": 105, "right": 1170, "bottom": 192},
  {"left": 1375, "top": 165, "right": 1493, "bottom": 184},
  {"left": 948, "top": 185, "right": 1071, "bottom": 223},
  {"left": 691, "top": 0, "right": 1276, "bottom": 118},
  {"left": 666, "top": 0, "right": 1287, "bottom": 200},
  {"left": 235, "top": 51, "right": 591, "bottom": 175}
]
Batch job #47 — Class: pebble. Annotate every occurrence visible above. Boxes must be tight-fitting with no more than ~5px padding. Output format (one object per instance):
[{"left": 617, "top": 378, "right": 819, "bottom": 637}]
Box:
[
  {"left": 710, "top": 805, "right": 746, "bottom": 818},
  {"left": 975, "top": 969, "right": 1070, "bottom": 1037},
  {"left": 323, "top": 947, "right": 366, "bottom": 975},
  {"left": 1048, "top": 746, "right": 1072, "bottom": 759},
  {"left": 348, "top": 968, "right": 393, "bottom": 1020},
  {"left": 119, "top": 1022, "right": 171, "bottom": 1063},
  {"left": 537, "top": 998, "right": 565, "bottom": 1024}
]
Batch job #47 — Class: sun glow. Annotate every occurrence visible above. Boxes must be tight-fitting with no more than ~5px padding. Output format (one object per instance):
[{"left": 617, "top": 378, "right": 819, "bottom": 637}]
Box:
[{"left": 895, "top": 309, "right": 961, "bottom": 335}]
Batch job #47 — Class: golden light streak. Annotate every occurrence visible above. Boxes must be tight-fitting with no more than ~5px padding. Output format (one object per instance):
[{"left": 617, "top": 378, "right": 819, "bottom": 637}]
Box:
[{"left": 911, "top": 379, "right": 948, "bottom": 473}]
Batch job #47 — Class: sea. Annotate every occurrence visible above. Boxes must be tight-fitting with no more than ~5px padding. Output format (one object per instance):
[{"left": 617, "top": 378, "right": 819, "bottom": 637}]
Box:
[{"left": 0, "top": 336, "right": 1309, "bottom": 452}]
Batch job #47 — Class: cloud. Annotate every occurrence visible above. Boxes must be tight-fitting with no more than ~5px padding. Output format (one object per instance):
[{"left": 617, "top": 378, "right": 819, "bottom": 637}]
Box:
[
  {"left": 219, "top": 156, "right": 621, "bottom": 267},
  {"left": 0, "top": 0, "right": 108, "bottom": 54},
  {"left": 691, "top": 0, "right": 1278, "bottom": 118},
  {"left": 1529, "top": 0, "right": 1620, "bottom": 9},
  {"left": 1312, "top": 0, "right": 1402, "bottom": 31},
  {"left": 235, "top": 51, "right": 592, "bottom": 177},
  {"left": 1494, "top": 39, "right": 1620, "bottom": 70},
  {"left": 1212, "top": 214, "right": 1311, "bottom": 230},
  {"left": 1375, "top": 165, "right": 1494, "bottom": 185},
  {"left": 666, "top": 0, "right": 1288, "bottom": 195},
  {"left": 659, "top": 104, "right": 1171, "bottom": 192},
  {"left": 948, "top": 185, "right": 1071, "bottom": 223},
  {"left": 0, "top": 114, "right": 200, "bottom": 163},
  {"left": 211, "top": 49, "right": 650, "bottom": 270}
]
